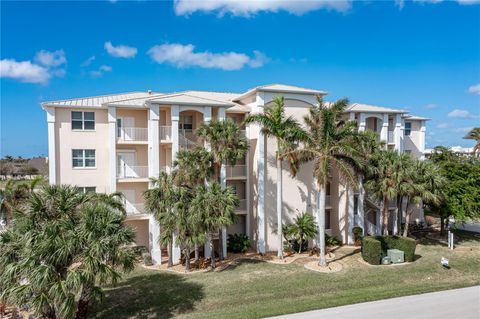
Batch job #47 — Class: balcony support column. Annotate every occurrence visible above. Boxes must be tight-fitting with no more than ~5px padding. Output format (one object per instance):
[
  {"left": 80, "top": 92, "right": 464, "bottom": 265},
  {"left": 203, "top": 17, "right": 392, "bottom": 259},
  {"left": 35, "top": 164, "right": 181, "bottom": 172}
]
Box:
[
  {"left": 149, "top": 215, "right": 161, "bottom": 265},
  {"left": 347, "top": 185, "right": 354, "bottom": 245},
  {"left": 148, "top": 103, "right": 160, "bottom": 179},
  {"left": 217, "top": 107, "right": 228, "bottom": 258},
  {"left": 380, "top": 114, "right": 389, "bottom": 145},
  {"left": 357, "top": 176, "right": 365, "bottom": 235},
  {"left": 170, "top": 105, "right": 181, "bottom": 264},
  {"left": 108, "top": 106, "right": 116, "bottom": 192},
  {"left": 46, "top": 107, "right": 56, "bottom": 185},
  {"left": 419, "top": 120, "right": 426, "bottom": 160},
  {"left": 358, "top": 113, "right": 366, "bottom": 132},
  {"left": 394, "top": 114, "right": 403, "bottom": 153},
  {"left": 256, "top": 93, "right": 266, "bottom": 254}
]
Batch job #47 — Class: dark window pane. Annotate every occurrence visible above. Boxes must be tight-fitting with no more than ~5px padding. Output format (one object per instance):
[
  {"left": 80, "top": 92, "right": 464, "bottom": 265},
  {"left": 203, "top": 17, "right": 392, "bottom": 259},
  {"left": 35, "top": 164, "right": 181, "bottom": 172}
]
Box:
[
  {"left": 84, "top": 121, "right": 95, "bottom": 130},
  {"left": 72, "top": 111, "right": 83, "bottom": 120},
  {"left": 73, "top": 159, "right": 84, "bottom": 167},
  {"left": 84, "top": 187, "right": 96, "bottom": 193},
  {"left": 72, "top": 120, "right": 83, "bottom": 130},
  {"left": 72, "top": 149, "right": 83, "bottom": 158},
  {"left": 85, "top": 150, "right": 95, "bottom": 157},
  {"left": 325, "top": 210, "right": 331, "bottom": 229},
  {"left": 85, "top": 159, "right": 96, "bottom": 167},
  {"left": 84, "top": 112, "right": 95, "bottom": 121}
]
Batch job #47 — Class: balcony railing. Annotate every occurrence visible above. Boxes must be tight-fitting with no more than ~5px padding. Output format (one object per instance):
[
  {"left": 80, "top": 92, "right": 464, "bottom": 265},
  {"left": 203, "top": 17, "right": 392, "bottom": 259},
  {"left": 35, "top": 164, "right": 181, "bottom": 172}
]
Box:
[
  {"left": 388, "top": 131, "right": 394, "bottom": 144},
  {"left": 126, "top": 203, "right": 145, "bottom": 216},
  {"left": 226, "top": 165, "right": 247, "bottom": 178},
  {"left": 117, "top": 165, "right": 148, "bottom": 179},
  {"left": 117, "top": 127, "right": 148, "bottom": 142},
  {"left": 159, "top": 126, "right": 172, "bottom": 141}
]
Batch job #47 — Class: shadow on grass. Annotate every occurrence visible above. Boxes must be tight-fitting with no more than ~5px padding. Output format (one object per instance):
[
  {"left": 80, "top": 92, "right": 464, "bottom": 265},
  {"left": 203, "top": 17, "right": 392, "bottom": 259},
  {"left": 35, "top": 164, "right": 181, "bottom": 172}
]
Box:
[
  {"left": 218, "top": 258, "right": 265, "bottom": 272},
  {"left": 91, "top": 270, "right": 204, "bottom": 319}
]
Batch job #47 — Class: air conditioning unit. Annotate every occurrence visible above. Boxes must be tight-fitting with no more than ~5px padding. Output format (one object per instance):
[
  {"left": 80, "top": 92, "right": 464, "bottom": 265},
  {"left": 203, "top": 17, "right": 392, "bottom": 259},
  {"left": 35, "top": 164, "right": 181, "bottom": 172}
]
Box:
[{"left": 387, "top": 249, "right": 404, "bottom": 264}]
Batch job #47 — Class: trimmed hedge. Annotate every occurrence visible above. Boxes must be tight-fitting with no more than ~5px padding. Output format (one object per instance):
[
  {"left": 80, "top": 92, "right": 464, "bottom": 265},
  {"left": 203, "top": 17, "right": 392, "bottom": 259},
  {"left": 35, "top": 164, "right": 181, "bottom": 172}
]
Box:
[{"left": 361, "top": 235, "right": 417, "bottom": 265}]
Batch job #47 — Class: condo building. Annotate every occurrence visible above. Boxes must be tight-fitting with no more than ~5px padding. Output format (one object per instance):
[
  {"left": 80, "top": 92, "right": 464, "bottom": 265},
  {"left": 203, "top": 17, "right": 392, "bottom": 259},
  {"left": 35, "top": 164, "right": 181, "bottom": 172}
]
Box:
[{"left": 42, "top": 84, "right": 429, "bottom": 264}]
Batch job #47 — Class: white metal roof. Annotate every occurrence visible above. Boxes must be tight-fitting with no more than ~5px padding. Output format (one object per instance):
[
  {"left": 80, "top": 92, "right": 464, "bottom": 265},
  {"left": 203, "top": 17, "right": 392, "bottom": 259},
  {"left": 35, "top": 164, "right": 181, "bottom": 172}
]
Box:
[
  {"left": 147, "top": 92, "right": 234, "bottom": 107},
  {"left": 403, "top": 115, "right": 431, "bottom": 121},
  {"left": 346, "top": 103, "right": 407, "bottom": 114},
  {"left": 42, "top": 92, "right": 160, "bottom": 108},
  {"left": 233, "top": 83, "right": 327, "bottom": 102}
]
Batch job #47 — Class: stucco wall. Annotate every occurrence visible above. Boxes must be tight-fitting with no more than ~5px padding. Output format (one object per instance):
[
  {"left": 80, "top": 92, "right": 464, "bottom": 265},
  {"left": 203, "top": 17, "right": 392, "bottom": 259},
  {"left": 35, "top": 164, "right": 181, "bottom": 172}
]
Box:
[
  {"left": 404, "top": 120, "right": 423, "bottom": 159},
  {"left": 125, "top": 219, "right": 149, "bottom": 247},
  {"left": 55, "top": 108, "right": 110, "bottom": 192}
]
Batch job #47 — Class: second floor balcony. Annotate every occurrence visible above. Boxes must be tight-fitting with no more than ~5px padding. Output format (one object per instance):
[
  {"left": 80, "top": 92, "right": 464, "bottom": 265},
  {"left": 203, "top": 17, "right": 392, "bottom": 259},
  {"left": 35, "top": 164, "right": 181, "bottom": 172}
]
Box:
[
  {"left": 226, "top": 165, "right": 247, "bottom": 179},
  {"left": 117, "top": 127, "right": 148, "bottom": 143},
  {"left": 117, "top": 164, "right": 148, "bottom": 180},
  {"left": 235, "top": 198, "right": 247, "bottom": 213}
]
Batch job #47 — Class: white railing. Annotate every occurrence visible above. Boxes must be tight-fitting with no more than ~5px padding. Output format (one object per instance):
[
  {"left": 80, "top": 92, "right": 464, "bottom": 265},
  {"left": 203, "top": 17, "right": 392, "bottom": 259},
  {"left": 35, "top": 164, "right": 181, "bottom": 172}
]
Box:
[
  {"left": 388, "top": 131, "right": 394, "bottom": 144},
  {"left": 226, "top": 165, "right": 247, "bottom": 178},
  {"left": 179, "top": 135, "right": 198, "bottom": 150},
  {"left": 126, "top": 203, "right": 145, "bottom": 216},
  {"left": 159, "top": 126, "right": 172, "bottom": 141},
  {"left": 117, "top": 165, "right": 148, "bottom": 179},
  {"left": 236, "top": 199, "right": 247, "bottom": 211},
  {"left": 117, "top": 127, "right": 148, "bottom": 142}
]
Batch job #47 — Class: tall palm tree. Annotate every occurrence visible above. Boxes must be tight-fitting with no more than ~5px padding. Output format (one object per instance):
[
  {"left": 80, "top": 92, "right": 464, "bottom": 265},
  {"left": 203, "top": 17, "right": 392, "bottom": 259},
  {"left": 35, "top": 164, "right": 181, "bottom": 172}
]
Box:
[
  {"left": 190, "top": 182, "right": 238, "bottom": 269},
  {"left": 144, "top": 172, "right": 178, "bottom": 267},
  {"left": 464, "top": 127, "right": 480, "bottom": 157},
  {"left": 365, "top": 150, "right": 400, "bottom": 235},
  {"left": 291, "top": 96, "right": 360, "bottom": 267},
  {"left": 392, "top": 153, "right": 414, "bottom": 235},
  {"left": 244, "top": 96, "right": 306, "bottom": 259},
  {"left": 196, "top": 119, "right": 248, "bottom": 259}
]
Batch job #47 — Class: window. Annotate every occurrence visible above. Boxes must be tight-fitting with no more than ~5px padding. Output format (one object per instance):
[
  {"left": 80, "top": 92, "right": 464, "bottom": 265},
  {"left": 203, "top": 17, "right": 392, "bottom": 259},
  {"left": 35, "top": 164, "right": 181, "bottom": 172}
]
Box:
[
  {"left": 78, "top": 187, "right": 96, "bottom": 193},
  {"left": 353, "top": 194, "right": 359, "bottom": 215},
  {"left": 405, "top": 122, "right": 412, "bottom": 136},
  {"left": 179, "top": 115, "right": 193, "bottom": 131},
  {"left": 72, "top": 149, "right": 96, "bottom": 168},
  {"left": 72, "top": 111, "right": 95, "bottom": 130},
  {"left": 326, "top": 210, "right": 331, "bottom": 229}
]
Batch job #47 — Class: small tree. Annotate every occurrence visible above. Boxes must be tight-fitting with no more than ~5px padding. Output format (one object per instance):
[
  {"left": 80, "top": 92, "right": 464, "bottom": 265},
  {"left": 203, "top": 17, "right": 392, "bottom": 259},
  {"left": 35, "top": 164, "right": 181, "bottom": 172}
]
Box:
[{"left": 283, "top": 212, "right": 318, "bottom": 254}]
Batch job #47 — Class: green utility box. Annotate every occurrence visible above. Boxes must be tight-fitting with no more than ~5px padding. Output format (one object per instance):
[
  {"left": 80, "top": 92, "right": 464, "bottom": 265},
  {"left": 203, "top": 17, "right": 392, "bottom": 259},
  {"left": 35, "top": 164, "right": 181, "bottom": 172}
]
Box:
[
  {"left": 387, "top": 249, "right": 405, "bottom": 264},
  {"left": 382, "top": 256, "right": 391, "bottom": 265}
]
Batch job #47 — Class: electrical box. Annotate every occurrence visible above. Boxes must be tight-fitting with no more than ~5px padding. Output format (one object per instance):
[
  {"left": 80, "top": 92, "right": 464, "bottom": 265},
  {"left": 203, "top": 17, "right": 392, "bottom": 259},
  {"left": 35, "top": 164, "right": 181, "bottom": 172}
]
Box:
[{"left": 387, "top": 249, "right": 405, "bottom": 264}]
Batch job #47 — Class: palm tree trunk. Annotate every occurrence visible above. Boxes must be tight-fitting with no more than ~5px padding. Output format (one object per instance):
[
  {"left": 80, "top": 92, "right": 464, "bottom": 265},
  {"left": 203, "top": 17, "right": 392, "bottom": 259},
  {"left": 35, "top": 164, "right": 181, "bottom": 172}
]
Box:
[
  {"left": 167, "top": 240, "right": 173, "bottom": 267},
  {"left": 277, "top": 156, "right": 283, "bottom": 260},
  {"left": 194, "top": 244, "right": 199, "bottom": 262},
  {"left": 440, "top": 216, "right": 445, "bottom": 235},
  {"left": 317, "top": 183, "right": 327, "bottom": 267},
  {"left": 383, "top": 196, "right": 389, "bottom": 235},
  {"left": 75, "top": 282, "right": 93, "bottom": 319},
  {"left": 218, "top": 229, "right": 224, "bottom": 260},
  {"left": 403, "top": 201, "right": 411, "bottom": 237},
  {"left": 395, "top": 195, "right": 402, "bottom": 235},
  {"left": 185, "top": 247, "right": 191, "bottom": 272},
  {"left": 209, "top": 234, "right": 216, "bottom": 269}
]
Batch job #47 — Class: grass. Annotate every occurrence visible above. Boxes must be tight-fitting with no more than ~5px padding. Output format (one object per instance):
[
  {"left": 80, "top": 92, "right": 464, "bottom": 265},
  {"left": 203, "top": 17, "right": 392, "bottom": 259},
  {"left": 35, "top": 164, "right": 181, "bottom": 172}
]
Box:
[{"left": 91, "top": 232, "right": 480, "bottom": 319}]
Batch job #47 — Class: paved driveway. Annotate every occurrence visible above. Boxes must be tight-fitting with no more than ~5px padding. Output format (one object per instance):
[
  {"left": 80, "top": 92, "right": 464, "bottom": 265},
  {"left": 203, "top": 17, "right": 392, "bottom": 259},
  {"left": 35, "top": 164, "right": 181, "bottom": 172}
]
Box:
[{"left": 267, "top": 286, "right": 480, "bottom": 319}]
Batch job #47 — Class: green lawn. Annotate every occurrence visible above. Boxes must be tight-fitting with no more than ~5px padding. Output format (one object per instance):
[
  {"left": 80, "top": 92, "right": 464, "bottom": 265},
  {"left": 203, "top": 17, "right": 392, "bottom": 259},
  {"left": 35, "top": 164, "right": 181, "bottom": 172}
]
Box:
[{"left": 91, "top": 232, "right": 480, "bottom": 319}]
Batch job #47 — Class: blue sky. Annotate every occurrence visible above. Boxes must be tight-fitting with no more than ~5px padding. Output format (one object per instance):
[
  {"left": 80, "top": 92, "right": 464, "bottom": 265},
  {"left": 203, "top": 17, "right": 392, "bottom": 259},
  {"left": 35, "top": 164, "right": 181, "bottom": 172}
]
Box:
[{"left": 1, "top": 0, "right": 479, "bottom": 157}]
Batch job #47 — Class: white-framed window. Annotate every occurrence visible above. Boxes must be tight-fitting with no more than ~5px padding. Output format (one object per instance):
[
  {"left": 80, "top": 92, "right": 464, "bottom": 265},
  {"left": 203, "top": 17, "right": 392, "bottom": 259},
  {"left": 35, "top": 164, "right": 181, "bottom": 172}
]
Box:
[
  {"left": 326, "top": 210, "right": 331, "bottom": 229},
  {"left": 405, "top": 122, "right": 412, "bottom": 136},
  {"left": 179, "top": 115, "right": 193, "bottom": 131},
  {"left": 72, "top": 149, "right": 96, "bottom": 168},
  {"left": 78, "top": 186, "right": 96, "bottom": 193},
  {"left": 72, "top": 111, "right": 95, "bottom": 130}
]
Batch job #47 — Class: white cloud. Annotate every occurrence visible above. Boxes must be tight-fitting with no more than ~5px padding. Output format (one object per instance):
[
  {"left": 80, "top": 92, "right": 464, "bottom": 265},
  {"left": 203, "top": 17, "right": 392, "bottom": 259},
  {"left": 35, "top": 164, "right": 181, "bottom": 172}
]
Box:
[
  {"left": 90, "top": 65, "right": 112, "bottom": 78},
  {"left": 424, "top": 103, "right": 437, "bottom": 109},
  {"left": 413, "top": 0, "right": 480, "bottom": 4},
  {"left": 173, "top": 0, "right": 352, "bottom": 16},
  {"left": 34, "top": 50, "right": 67, "bottom": 67},
  {"left": 0, "top": 59, "right": 50, "bottom": 84},
  {"left": 447, "top": 109, "right": 479, "bottom": 119},
  {"left": 81, "top": 56, "right": 96, "bottom": 67},
  {"left": 104, "top": 41, "right": 137, "bottom": 58},
  {"left": 453, "top": 127, "right": 474, "bottom": 133},
  {"left": 148, "top": 43, "right": 268, "bottom": 71},
  {"left": 468, "top": 83, "right": 480, "bottom": 95},
  {"left": 436, "top": 123, "right": 449, "bottom": 129}
]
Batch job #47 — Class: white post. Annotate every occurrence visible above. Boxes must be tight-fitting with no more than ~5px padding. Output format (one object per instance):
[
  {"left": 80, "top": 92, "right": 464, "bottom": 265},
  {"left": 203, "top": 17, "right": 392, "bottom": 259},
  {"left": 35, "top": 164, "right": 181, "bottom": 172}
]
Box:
[
  {"left": 170, "top": 105, "right": 181, "bottom": 264},
  {"left": 380, "top": 114, "right": 389, "bottom": 145},
  {"left": 46, "top": 107, "right": 56, "bottom": 185},
  {"left": 394, "top": 114, "right": 402, "bottom": 153},
  {"left": 149, "top": 215, "right": 161, "bottom": 264},
  {"left": 358, "top": 113, "right": 366, "bottom": 132},
  {"left": 148, "top": 104, "right": 160, "bottom": 178},
  {"left": 107, "top": 106, "right": 116, "bottom": 192},
  {"left": 216, "top": 107, "right": 228, "bottom": 258},
  {"left": 245, "top": 125, "right": 251, "bottom": 240},
  {"left": 256, "top": 93, "right": 266, "bottom": 254},
  {"left": 357, "top": 176, "right": 365, "bottom": 235},
  {"left": 347, "top": 185, "right": 354, "bottom": 245}
]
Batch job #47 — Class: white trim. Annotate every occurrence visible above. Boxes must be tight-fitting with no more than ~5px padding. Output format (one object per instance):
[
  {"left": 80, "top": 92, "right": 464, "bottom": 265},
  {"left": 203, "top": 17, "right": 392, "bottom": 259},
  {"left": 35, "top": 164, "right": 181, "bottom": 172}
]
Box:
[
  {"left": 46, "top": 107, "right": 56, "bottom": 185},
  {"left": 148, "top": 104, "right": 160, "bottom": 179},
  {"left": 256, "top": 92, "right": 266, "bottom": 254},
  {"left": 108, "top": 106, "right": 116, "bottom": 193}
]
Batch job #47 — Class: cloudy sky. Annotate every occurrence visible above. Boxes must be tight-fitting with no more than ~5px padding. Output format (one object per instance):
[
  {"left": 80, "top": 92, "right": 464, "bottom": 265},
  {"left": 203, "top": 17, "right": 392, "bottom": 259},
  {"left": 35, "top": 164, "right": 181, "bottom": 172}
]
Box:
[{"left": 1, "top": 0, "right": 479, "bottom": 157}]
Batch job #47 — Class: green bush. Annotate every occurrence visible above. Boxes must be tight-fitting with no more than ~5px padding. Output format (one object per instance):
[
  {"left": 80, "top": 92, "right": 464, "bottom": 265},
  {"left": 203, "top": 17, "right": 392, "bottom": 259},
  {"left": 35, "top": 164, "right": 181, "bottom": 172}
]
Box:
[
  {"left": 352, "top": 226, "right": 363, "bottom": 246},
  {"left": 362, "top": 236, "right": 382, "bottom": 265},
  {"left": 362, "top": 235, "right": 417, "bottom": 265},
  {"left": 142, "top": 252, "right": 153, "bottom": 266},
  {"left": 326, "top": 234, "right": 342, "bottom": 246},
  {"left": 227, "top": 233, "right": 250, "bottom": 253}
]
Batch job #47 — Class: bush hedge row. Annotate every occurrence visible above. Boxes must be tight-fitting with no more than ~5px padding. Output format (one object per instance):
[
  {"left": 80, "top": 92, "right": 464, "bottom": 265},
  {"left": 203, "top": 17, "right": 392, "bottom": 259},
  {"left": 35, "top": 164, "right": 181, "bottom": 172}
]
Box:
[{"left": 361, "top": 235, "right": 417, "bottom": 265}]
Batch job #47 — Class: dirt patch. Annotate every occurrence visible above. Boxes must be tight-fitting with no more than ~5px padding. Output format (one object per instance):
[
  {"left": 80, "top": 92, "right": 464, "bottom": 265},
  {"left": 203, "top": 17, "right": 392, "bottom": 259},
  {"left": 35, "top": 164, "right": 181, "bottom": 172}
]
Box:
[{"left": 304, "top": 261, "right": 343, "bottom": 273}]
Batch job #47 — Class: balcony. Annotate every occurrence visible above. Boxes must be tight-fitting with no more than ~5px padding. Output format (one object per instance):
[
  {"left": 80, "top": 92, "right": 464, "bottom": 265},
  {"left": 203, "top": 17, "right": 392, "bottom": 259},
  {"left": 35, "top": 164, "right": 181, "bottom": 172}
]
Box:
[
  {"left": 159, "top": 126, "right": 172, "bottom": 142},
  {"left": 117, "top": 127, "right": 148, "bottom": 143},
  {"left": 117, "top": 164, "right": 148, "bottom": 181},
  {"left": 125, "top": 203, "right": 146, "bottom": 217},
  {"left": 226, "top": 165, "right": 247, "bottom": 179},
  {"left": 388, "top": 131, "right": 395, "bottom": 144}
]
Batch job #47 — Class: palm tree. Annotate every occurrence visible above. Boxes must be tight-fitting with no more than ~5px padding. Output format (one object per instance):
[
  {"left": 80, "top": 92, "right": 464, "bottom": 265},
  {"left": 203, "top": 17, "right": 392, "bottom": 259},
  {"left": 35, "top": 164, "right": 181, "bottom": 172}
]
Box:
[
  {"left": 0, "top": 176, "right": 44, "bottom": 224},
  {"left": 284, "top": 212, "right": 318, "bottom": 254},
  {"left": 144, "top": 172, "right": 178, "bottom": 267},
  {"left": 190, "top": 182, "right": 238, "bottom": 269},
  {"left": 244, "top": 96, "right": 306, "bottom": 259},
  {"left": 392, "top": 153, "right": 414, "bottom": 235},
  {"left": 365, "top": 150, "right": 399, "bottom": 235},
  {"left": 196, "top": 119, "right": 248, "bottom": 259},
  {"left": 464, "top": 127, "right": 480, "bottom": 157},
  {"left": 291, "top": 96, "right": 360, "bottom": 267}
]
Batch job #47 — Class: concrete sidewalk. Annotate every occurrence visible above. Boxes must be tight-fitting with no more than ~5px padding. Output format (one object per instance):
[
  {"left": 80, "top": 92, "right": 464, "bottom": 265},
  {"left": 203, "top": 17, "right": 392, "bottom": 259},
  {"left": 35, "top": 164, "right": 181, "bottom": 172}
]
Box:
[{"left": 267, "top": 286, "right": 480, "bottom": 319}]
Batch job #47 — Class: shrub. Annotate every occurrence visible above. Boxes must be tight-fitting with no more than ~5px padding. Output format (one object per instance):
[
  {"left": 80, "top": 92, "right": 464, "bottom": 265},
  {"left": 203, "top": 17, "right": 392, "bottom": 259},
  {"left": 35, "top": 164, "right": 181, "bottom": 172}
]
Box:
[
  {"left": 326, "top": 234, "right": 342, "bottom": 246},
  {"left": 227, "top": 233, "right": 250, "bottom": 253},
  {"left": 362, "top": 235, "right": 417, "bottom": 265},
  {"left": 142, "top": 252, "right": 153, "bottom": 266},
  {"left": 352, "top": 226, "right": 363, "bottom": 246}
]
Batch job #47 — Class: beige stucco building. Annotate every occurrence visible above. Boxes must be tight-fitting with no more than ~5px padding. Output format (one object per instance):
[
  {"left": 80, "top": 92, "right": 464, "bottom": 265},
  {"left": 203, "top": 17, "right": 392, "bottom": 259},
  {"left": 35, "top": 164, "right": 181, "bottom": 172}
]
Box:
[{"left": 42, "top": 84, "right": 429, "bottom": 264}]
